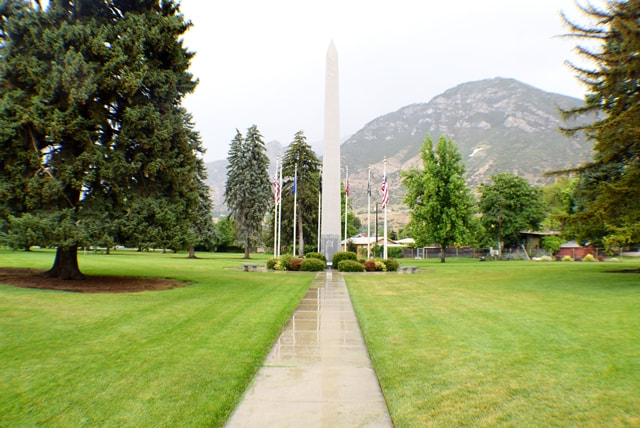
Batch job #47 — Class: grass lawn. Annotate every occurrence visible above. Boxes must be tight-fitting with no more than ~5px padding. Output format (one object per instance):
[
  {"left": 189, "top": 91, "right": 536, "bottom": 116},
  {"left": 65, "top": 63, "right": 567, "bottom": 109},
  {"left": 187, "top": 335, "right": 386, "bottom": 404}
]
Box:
[
  {"left": 346, "top": 258, "right": 640, "bottom": 427},
  {"left": 0, "top": 249, "right": 312, "bottom": 427}
]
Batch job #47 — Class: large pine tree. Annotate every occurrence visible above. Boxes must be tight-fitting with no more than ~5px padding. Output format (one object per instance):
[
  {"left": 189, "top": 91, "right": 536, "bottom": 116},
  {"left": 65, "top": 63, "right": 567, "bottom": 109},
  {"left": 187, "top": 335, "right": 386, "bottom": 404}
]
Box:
[
  {"left": 224, "top": 126, "right": 272, "bottom": 259},
  {"left": 279, "top": 131, "right": 321, "bottom": 257},
  {"left": 561, "top": 0, "right": 640, "bottom": 247},
  {"left": 401, "top": 135, "right": 475, "bottom": 263},
  {"left": 0, "top": 1, "right": 209, "bottom": 279}
]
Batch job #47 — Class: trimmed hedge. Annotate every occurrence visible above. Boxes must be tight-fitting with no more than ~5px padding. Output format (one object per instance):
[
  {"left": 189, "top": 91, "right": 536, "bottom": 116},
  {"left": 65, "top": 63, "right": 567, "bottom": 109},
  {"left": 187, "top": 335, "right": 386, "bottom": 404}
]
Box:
[
  {"left": 301, "top": 258, "right": 326, "bottom": 271},
  {"left": 337, "top": 259, "right": 365, "bottom": 272},
  {"left": 305, "top": 252, "right": 327, "bottom": 262},
  {"left": 383, "top": 258, "right": 399, "bottom": 272},
  {"left": 332, "top": 251, "right": 357, "bottom": 267},
  {"left": 266, "top": 258, "right": 277, "bottom": 270}
]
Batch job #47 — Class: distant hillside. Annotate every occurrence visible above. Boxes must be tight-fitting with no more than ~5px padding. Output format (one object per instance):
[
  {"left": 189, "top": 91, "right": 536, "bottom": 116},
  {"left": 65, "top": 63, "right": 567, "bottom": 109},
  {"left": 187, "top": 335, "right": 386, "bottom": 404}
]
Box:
[
  {"left": 206, "top": 78, "right": 594, "bottom": 225},
  {"left": 342, "top": 78, "right": 593, "bottom": 222}
]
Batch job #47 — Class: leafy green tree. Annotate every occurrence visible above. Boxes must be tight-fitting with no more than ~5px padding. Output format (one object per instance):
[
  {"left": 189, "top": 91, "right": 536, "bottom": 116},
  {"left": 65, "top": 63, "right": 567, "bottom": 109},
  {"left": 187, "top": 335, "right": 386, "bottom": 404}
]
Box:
[
  {"left": 561, "top": 1, "right": 640, "bottom": 246},
  {"left": 214, "top": 216, "right": 238, "bottom": 252},
  {"left": 1, "top": 213, "right": 45, "bottom": 251},
  {"left": 0, "top": 1, "right": 208, "bottom": 279},
  {"left": 401, "top": 135, "right": 475, "bottom": 263},
  {"left": 478, "top": 173, "right": 546, "bottom": 253},
  {"left": 223, "top": 125, "right": 271, "bottom": 258},
  {"left": 540, "top": 177, "right": 578, "bottom": 233},
  {"left": 279, "top": 131, "right": 321, "bottom": 257}
]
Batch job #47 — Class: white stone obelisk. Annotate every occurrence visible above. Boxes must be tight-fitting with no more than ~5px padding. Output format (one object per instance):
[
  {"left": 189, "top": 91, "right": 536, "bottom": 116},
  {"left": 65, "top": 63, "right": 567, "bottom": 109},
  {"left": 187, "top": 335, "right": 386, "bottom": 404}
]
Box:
[{"left": 321, "top": 40, "right": 342, "bottom": 264}]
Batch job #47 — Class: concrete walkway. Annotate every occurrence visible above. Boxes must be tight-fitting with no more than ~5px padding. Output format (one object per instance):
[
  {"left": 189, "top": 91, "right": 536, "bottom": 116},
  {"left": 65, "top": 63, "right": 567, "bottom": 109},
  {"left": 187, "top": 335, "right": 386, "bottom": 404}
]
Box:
[{"left": 226, "top": 271, "right": 393, "bottom": 428}]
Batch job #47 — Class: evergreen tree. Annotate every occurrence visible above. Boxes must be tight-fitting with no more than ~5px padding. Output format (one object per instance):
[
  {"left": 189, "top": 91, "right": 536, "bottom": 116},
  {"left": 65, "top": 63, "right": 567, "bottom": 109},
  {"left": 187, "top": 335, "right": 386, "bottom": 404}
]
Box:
[
  {"left": 0, "top": 1, "right": 209, "bottom": 279},
  {"left": 401, "top": 135, "right": 475, "bottom": 262},
  {"left": 478, "top": 172, "right": 546, "bottom": 252},
  {"left": 279, "top": 131, "right": 321, "bottom": 257},
  {"left": 223, "top": 125, "right": 271, "bottom": 258},
  {"left": 561, "top": 0, "right": 640, "bottom": 247}
]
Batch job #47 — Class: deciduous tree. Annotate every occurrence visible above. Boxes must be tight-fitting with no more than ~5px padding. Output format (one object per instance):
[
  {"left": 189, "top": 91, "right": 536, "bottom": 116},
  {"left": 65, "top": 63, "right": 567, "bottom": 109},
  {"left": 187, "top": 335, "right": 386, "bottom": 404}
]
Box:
[
  {"left": 401, "top": 135, "right": 475, "bottom": 262},
  {"left": 478, "top": 173, "right": 546, "bottom": 253}
]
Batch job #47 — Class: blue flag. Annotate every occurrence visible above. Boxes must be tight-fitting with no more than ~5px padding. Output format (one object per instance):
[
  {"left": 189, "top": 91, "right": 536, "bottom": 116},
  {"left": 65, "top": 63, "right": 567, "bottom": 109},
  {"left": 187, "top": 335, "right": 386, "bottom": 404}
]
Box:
[{"left": 292, "top": 176, "right": 297, "bottom": 195}]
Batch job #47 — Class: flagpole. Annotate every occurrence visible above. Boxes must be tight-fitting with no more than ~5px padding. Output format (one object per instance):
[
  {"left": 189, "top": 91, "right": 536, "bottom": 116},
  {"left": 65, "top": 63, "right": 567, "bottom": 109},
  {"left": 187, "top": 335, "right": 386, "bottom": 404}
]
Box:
[
  {"left": 292, "top": 162, "right": 298, "bottom": 256},
  {"left": 344, "top": 165, "right": 348, "bottom": 251},
  {"left": 273, "top": 156, "right": 279, "bottom": 257},
  {"left": 277, "top": 162, "right": 283, "bottom": 257},
  {"left": 383, "top": 157, "right": 388, "bottom": 260},
  {"left": 317, "top": 167, "right": 322, "bottom": 253},
  {"left": 367, "top": 165, "right": 371, "bottom": 259}
]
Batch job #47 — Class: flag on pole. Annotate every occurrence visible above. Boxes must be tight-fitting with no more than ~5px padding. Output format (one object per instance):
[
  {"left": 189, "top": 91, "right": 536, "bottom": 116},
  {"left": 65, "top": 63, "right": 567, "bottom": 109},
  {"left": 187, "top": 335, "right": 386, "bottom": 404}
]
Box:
[
  {"left": 292, "top": 175, "right": 297, "bottom": 195},
  {"left": 345, "top": 176, "right": 350, "bottom": 197},
  {"left": 367, "top": 175, "right": 371, "bottom": 197},
  {"left": 381, "top": 176, "right": 389, "bottom": 209}
]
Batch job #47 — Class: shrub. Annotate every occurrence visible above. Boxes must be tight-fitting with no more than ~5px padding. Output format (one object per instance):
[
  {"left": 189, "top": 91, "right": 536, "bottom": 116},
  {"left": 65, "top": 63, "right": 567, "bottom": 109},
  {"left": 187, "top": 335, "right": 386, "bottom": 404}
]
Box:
[
  {"left": 305, "top": 252, "right": 326, "bottom": 263},
  {"left": 364, "top": 260, "right": 377, "bottom": 271},
  {"left": 383, "top": 258, "right": 399, "bottom": 272},
  {"left": 300, "top": 258, "right": 326, "bottom": 272},
  {"left": 583, "top": 253, "right": 596, "bottom": 262},
  {"left": 338, "top": 260, "right": 365, "bottom": 272},
  {"left": 562, "top": 255, "right": 574, "bottom": 262},
  {"left": 266, "top": 258, "right": 277, "bottom": 270},
  {"left": 289, "top": 257, "right": 303, "bottom": 271},
  {"left": 374, "top": 260, "right": 387, "bottom": 272},
  {"left": 332, "top": 251, "right": 357, "bottom": 267},
  {"left": 388, "top": 247, "right": 404, "bottom": 258},
  {"left": 278, "top": 254, "right": 294, "bottom": 271}
]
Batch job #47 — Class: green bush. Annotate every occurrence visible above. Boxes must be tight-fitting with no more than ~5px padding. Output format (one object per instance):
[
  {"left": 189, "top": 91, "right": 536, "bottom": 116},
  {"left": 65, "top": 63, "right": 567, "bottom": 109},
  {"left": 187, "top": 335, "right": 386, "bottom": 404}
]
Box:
[
  {"left": 337, "top": 260, "right": 365, "bottom": 272},
  {"left": 266, "top": 258, "right": 277, "bottom": 270},
  {"left": 388, "top": 247, "right": 404, "bottom": 258},
  {"left": 277, "top": 254, "right": 294, "bottom": 271},
  {"left": 332, "top": 251, "right": 357, "bottom": 267},
  {"left": 374, "top": 260, "right": 387, "bottom": 272},
  {"left": 562, "top": 255, "right": 574, "bottom": 262},
  {"left": 289, "top": 257, "right": 303, "bottom": 271},
  {"left": 582, "top": 253, "right": 596, "bottom": 262},
  {"left": 300, "top": 258, "right": 326, "bottom": 272},
  {"left": 383, "top": 258, "right": 399, "bottom": 272},
  {"left": 305, "top": 252, "right": 327, "bottom": 263}
]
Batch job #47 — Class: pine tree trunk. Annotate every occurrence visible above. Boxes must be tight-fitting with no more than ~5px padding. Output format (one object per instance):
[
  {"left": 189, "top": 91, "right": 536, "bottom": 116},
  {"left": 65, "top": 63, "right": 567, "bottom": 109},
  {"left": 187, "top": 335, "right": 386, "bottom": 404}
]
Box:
[
  {"left": 188, "top": 245, "right": 196, "bottom": 259},
  {"left": 44, "top": 246, "right": 85, "bottom": 280},
  {"left": 244, "top": 237, "right": 251, "bottom": 259},
  {"left": 440, "top": 244, "right": 446, "bottom": 263}
]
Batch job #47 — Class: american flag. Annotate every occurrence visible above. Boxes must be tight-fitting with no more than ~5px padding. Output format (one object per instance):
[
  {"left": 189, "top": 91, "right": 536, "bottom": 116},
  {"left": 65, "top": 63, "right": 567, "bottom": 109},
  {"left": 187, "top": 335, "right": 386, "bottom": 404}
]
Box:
[
  {"left": 381, "top": 176, "right": 389, "bottom": 209},
  {"left": 345, "top": 177, "right": 350, "bottom": 197},
  {"left": 272, "top": 174, "right": 280, "bottom": 204}
]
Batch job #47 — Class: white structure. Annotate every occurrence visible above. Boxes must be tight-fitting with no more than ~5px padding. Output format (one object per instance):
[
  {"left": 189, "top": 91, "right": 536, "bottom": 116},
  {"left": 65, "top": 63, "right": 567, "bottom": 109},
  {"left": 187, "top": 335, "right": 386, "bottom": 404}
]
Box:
[{"left": 321, "top": 40, "right": 342, "bottom": 264}]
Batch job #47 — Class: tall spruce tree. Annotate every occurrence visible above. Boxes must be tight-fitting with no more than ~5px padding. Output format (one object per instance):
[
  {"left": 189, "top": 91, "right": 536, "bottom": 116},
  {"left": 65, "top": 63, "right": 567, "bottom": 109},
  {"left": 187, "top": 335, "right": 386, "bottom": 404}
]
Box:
[
  {"left": 223, "top": 125, "right": 271, "bottom": 259},
  {"left": 0, "top": 1, "right": 209, "bottom": 279},
  {"left": 279, "top": 131, "right": 321, "bottom": 257},
  {"left": 561, "top": 0, "right": 640, "bottom": 247},
  {"left": 401, "top": 135, "right": 475, "bottom": 263}
]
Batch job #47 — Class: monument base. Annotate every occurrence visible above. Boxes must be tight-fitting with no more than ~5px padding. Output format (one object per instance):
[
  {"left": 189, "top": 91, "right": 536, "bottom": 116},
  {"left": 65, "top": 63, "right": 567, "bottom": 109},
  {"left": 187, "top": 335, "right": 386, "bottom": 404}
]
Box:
[{"left": 321, "top": 234, "right": 341, "bottom": 267}]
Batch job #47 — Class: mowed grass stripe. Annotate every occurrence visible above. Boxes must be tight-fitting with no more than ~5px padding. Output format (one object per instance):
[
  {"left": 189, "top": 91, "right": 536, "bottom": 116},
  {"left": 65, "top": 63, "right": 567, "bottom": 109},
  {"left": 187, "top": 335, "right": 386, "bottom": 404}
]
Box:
[
  {"left": 0, "top": 249, "right": 311, "bottom": 427},
  {"left": 346, "top": 259, "right": 640, "bottom": 427}
]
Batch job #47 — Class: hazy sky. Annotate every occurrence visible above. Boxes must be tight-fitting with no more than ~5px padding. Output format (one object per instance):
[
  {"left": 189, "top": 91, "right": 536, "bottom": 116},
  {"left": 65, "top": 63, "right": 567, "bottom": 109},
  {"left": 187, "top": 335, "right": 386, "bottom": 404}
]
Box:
[{"left": 179, "top": 0, "right": 596, "bottom": 162}]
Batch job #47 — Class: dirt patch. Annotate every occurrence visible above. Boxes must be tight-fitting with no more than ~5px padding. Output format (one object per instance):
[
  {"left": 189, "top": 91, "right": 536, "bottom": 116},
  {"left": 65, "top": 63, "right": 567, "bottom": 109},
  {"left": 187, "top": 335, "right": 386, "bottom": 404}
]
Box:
[{"left": 0, "top": 268, "right": 187, "bottom": 293}]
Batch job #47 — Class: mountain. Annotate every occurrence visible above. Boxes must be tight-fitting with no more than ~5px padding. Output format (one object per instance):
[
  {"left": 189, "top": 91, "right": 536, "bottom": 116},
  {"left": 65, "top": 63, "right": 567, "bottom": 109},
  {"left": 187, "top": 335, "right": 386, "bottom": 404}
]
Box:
[
  {"left": 342, "top": 78, "right": 593, "bottom": 219},
  {"left": 206, "top": 78, "right": 594, "bottom": 224}
]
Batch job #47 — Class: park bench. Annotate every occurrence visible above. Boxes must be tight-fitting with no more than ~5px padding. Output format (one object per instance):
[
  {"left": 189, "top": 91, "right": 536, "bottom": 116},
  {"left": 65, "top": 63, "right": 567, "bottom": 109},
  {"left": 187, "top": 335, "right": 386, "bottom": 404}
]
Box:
[
  {"left": 399, "top": 266, "right": 418, "bottom": 274},
  {"left": 242, "top": 264, "right": 259, "bottom": 272}
]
